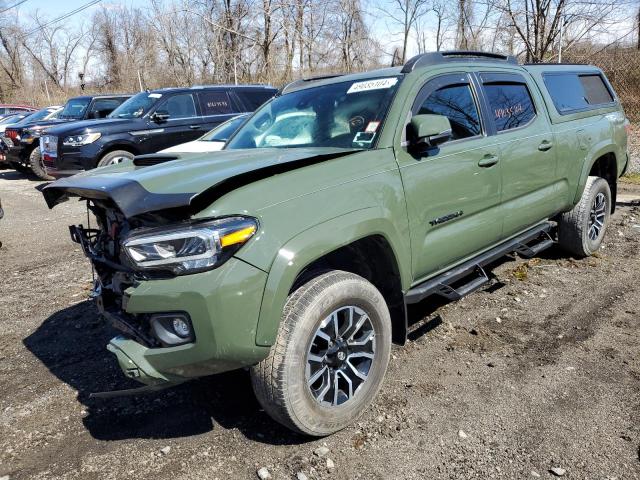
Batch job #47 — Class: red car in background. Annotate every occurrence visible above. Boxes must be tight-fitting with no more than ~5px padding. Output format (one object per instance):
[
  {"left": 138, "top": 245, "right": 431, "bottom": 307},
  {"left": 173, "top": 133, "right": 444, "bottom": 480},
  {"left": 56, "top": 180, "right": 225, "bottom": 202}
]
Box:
[{"left": 0, "top": 104, "right": 37, "bottom": 118}]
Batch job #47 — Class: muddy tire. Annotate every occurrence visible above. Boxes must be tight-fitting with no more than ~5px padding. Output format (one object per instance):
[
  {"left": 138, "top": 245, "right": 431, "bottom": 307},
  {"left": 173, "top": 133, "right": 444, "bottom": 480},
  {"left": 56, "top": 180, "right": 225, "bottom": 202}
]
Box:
[
  {"left": 558, "top": 176, "right": 612, "bottom": 257},
  {"left": 97, "top": 150, "right": 134, "bottom": 168},
  {"left": 29, "top": 148, "right": 54, "bottom": 181},
  {"left": 251, "top": 270, "right": 391, "bottom": 436}
]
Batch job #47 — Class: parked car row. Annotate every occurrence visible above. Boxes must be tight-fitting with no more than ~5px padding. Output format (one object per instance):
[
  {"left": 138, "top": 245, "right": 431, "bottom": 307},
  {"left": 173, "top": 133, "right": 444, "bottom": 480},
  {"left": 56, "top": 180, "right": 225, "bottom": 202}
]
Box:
[{"left": 0, "top": 85, "right": 276, "bottom": 180}]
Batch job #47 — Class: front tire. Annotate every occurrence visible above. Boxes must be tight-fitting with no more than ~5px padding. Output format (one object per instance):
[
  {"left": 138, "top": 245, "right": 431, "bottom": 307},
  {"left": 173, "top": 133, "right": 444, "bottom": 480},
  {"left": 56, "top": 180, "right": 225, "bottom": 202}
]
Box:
[
  {"left": 97, "top": 150, "right": 134, "bottom": 168},
  {"left": 251, "top": 271, "right": 391, "bottom": 436},
  {"left": 29, "top": 148, "right": 54, "bottom": 180},
  {"left": 558, "top": 176, "right": 612, "bottom": 257}
]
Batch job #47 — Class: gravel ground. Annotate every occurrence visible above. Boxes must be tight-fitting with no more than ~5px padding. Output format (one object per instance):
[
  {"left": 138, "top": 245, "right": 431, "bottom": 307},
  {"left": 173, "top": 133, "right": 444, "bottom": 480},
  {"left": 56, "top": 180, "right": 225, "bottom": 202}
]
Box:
[{"left": 1, "top": 169, "right": 640, "bottom": 480}]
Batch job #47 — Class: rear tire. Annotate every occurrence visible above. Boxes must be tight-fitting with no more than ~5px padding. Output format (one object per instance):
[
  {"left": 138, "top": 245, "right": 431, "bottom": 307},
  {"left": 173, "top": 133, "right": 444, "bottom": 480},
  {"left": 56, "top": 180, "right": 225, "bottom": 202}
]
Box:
[
  {"left": 97, "top": 150, "right": 134, "bottom": 168},
  {"left": 558, "top": 176, "right": 611, "bottom": 257},
  {"left": 251, "top": 270, "right": 391, "bottom": 436},
  {"left": 29, "top": 148, "right": 54, "bottom": 180}
]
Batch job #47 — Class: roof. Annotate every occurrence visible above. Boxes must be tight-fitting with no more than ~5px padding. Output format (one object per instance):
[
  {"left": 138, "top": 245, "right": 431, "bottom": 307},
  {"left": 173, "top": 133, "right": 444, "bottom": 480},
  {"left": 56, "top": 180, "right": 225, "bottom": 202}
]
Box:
[
  {"left": 522, "top": 63, "right": 602, "bottom": 73},
  {"left": 68, "top": 94, "right": 133, "bottom": 101},
  {"left": 149, "top": 84, "right": 277, "bottom": 94},
  {"left": 279, "top": 51, "right": 523, "bottom": 95},
  {"left": 0, "top": 104, "right": 35, "bottom": 109}
]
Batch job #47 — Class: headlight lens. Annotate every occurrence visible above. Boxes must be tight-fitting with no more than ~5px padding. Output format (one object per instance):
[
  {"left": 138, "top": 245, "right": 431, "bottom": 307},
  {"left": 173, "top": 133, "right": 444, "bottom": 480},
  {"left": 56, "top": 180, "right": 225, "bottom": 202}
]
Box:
[
  {"left": 63, "top": 132, "right": 101, "bottom": 146},
  {"left": 123, "top": 216, "right": 258, "bottom": 275}
]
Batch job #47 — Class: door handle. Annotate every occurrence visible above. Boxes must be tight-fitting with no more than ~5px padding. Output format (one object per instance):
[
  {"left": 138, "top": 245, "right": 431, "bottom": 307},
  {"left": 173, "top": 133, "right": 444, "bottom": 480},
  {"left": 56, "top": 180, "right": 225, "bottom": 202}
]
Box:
[
  {"left": 478, "top": 154, "right": 499, "bottom": 168},
  {"left": 538, "top": 140, "right": 553, "bottom": 151},
  {"left": 189, "top": 125, "right": 201, "bottom": 130}
]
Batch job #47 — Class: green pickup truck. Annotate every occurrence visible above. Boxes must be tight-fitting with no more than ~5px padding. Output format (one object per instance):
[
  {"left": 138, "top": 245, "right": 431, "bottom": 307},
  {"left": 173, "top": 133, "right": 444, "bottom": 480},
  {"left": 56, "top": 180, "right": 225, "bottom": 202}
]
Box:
[{"left": 43, "top": 51, "right": 629, "bottom": 436}]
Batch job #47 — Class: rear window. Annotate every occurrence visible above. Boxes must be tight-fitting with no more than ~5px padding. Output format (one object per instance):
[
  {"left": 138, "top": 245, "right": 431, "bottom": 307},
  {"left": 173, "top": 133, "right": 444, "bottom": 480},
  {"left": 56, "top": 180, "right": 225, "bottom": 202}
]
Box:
[
  {"left": 483, "top": 83, "right": 536, "bottom": 132},
  {"left": 235, "top": 89, "right": 276, "bottom": 111},
  {"left": 543, "top": 72, "right": 614, "bottom": 114}
]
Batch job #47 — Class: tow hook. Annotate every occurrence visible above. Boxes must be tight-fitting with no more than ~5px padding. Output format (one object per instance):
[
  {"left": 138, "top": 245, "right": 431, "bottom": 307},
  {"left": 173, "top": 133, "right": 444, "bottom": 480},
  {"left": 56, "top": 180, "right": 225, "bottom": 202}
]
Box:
[{"left": 89, "top": 279, "right": 102, "bottom": 299}]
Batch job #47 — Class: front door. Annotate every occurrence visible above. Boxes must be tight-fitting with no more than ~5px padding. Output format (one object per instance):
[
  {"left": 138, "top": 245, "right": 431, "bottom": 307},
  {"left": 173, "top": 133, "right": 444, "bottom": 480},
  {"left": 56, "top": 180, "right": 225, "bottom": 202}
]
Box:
[
  {"left": 148, "top": 93, "right": 202, "bottom": 152},
  {"left": 395, "top": 73, "right": 503, "bottom": 281}
]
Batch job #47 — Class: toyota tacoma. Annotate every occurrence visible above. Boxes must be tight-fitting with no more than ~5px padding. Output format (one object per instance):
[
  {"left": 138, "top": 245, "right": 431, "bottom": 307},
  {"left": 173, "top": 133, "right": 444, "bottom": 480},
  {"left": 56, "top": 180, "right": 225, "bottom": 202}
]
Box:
[{"left": 42, "top": 51, "right": 629, "bottom": 436}]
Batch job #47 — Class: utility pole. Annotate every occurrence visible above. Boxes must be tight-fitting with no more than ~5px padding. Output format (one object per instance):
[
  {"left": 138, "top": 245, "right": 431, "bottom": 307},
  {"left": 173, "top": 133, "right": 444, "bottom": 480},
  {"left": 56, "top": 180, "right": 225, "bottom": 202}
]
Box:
[
  {"left": 44, "top": 78, "right": 51, "bottom": 103},
  {"left": 558, "top": 15, "right": 565, "bottom": 63},
  {"left": 137, "top": 70, "right": 144, "bottom": 92},
  {"left": 637, "top": 6, "right": 639, "bottom": 50}
]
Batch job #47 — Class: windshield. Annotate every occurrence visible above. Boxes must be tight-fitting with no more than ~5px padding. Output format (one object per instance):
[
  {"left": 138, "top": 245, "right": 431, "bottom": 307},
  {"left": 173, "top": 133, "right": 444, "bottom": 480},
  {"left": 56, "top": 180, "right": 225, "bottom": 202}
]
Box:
[
  {"left": 0, "top": 114, "right": 21, "bottom": 125},
  {"left": 201, "top": 115, "right": 248, "bottom": 142},
  {"left": 19, "top": 108, "right": 57, "bottom": 124},
  {"left": 225, "top": 76, "right": 401, "bottom": 150},
  {"left": 108, "top": 92, "right": 160, "bottom": 119},
  {"left": 59, "top": 98, "right": 90, "bottom": 120}
]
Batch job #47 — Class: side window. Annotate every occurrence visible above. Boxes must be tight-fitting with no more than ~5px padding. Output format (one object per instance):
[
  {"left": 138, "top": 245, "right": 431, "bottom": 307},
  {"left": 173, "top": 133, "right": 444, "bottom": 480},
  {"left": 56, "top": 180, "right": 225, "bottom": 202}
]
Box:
[
  {"left": 543, "top": 73, "right": 614, "bottom": 114},
  {"left": 483, "top": 82, "right": 536, "bottom": 132},
  {"left": 235, "top": 90, "right": 276, "bottom": 111},
  {"left": 579, "top": 74, "right": 614, "bottom": 105},
  {"left": 89, "top": 99, "right": 123, "bottom": 118},
  {"left": 198, "top": 91, "right": 234, "bottom": 115},
  {"left": 160, "top": 93, "right": 197, "bottom": 119},
  {"left": 417, "top": 84, "right": 481, "bottom": 140}
]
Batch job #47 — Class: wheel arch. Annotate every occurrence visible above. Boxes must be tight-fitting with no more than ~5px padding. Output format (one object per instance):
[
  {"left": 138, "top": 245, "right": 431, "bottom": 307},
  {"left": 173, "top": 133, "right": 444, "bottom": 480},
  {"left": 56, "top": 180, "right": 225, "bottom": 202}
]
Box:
[
  {"left": 97, "top": 143, "right": 140, "bottom": 166},
  {"left": 575, "top": 144, "right": 618, "bottom": 213},
  {"left": 255, "top": 208, "right": 412, "bottom": 347}
]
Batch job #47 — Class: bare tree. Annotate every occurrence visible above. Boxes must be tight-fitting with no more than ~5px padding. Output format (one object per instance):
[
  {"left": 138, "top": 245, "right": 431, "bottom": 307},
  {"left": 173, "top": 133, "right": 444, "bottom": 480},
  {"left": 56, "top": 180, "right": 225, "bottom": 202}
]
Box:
[{"left": 379, "top": 0, "right": 430, "bottom": 63}]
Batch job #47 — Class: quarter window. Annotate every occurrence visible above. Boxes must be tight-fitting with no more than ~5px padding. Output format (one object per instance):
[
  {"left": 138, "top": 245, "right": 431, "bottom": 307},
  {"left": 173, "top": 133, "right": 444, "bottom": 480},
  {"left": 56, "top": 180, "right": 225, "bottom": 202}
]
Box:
[
  {"left": 235, "top": 90, "right": 276, "bottom": 110},
  {"left": 483, "top": 83, "right": 536, "bottom": 132},
  {"left": 543, "top": 73, "right": 614, "bottom": 113},
  {"left": 162, "top": 93, "right": 197, "bottom": 119},
  {"left": 417, "top": 84, "right": 481, "bottom": 140}
]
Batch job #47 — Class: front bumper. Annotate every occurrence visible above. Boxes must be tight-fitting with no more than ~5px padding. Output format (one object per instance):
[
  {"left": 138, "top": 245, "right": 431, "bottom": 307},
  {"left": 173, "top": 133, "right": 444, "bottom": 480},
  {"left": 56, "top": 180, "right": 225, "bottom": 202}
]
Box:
[
  {"left": 44, "top": 142, "right": 103, "bottom": 176},
  {"left": 97, "top": 257, "right": 271, "bottom": 386}
]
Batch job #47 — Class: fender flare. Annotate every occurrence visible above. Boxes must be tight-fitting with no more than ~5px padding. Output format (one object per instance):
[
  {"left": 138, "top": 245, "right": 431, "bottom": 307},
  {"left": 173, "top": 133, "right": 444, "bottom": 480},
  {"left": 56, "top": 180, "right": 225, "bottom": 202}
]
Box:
[
  {"left": 573, "top": 140, "right": 618, "bottom": 205},
  {"left": 254, "top": 207, "right": 411, "bottom": 346}
]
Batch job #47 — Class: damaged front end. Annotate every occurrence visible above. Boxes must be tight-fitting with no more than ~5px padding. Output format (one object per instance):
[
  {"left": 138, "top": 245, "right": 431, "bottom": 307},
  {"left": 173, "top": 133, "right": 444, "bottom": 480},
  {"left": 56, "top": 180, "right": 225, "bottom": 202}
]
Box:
[
  {"left": 70, "top": 201, "right": 187, "bottom": 391},
  {"left": 68, "top": 198, "right": 261, "bottom": 396}
]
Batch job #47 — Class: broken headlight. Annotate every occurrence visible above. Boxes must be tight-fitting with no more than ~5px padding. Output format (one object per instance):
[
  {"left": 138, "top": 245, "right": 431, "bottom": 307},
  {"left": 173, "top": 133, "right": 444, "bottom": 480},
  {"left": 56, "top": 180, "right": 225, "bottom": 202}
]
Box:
[{"left": 122, "top": 216, "right": 257, "bottom": 275}]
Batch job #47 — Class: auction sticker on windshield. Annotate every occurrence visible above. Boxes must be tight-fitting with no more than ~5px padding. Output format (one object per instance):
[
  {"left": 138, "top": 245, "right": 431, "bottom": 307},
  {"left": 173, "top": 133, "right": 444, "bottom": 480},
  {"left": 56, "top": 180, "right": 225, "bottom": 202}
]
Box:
[{"left": 347, "top": 78, "right": 398, "bottom": 94}]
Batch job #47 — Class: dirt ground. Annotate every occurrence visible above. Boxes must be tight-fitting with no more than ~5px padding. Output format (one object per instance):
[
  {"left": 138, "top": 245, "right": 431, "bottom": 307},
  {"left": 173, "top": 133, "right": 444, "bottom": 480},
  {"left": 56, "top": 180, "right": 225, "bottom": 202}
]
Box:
[{"left": 1, "top": 169, "right": 640, "bottom": 480}]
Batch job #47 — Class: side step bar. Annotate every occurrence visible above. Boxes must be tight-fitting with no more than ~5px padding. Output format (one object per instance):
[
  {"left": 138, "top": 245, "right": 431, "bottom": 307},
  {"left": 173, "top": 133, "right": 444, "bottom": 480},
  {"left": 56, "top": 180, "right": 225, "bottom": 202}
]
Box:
[{"left": 405, "top": 222, "right": 554, "bottom": 304}]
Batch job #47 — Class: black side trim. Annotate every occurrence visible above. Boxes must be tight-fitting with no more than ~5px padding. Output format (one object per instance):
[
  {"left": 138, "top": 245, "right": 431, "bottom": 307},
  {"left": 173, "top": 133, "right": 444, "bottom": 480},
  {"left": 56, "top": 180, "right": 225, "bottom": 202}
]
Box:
[
  {"left": 405, "top": 222, "right": 553, "bottom": 304},
  {"left": 189, "top": 150, "right": 361, "bottom": 213}
]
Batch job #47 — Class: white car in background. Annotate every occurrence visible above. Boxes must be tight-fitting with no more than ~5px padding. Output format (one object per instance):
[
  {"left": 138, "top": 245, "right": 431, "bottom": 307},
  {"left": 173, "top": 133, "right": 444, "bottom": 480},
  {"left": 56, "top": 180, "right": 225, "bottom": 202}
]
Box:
[
  {"left": 160, "top": 114, "right": 249, "bottom": 154},
  {"left": 0, "top": 106, "right": 62, "bottom": 135}
]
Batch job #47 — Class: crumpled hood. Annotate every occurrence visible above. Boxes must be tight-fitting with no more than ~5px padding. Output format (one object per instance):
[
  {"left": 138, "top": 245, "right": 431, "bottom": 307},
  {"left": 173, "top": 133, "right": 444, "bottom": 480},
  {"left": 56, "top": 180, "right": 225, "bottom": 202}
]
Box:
[{"left": 42, "top": 147, "right": 359, "bottom": 218}]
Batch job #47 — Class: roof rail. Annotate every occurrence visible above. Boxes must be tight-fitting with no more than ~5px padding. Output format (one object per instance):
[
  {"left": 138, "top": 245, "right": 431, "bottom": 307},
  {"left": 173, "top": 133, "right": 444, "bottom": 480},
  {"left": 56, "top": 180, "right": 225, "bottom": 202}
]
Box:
[
  {"left": 401, "top": 50, "right": 518, "bottom": 73},
  {"left": 278, "top": 73, "right": 345, "bottom": 95}
]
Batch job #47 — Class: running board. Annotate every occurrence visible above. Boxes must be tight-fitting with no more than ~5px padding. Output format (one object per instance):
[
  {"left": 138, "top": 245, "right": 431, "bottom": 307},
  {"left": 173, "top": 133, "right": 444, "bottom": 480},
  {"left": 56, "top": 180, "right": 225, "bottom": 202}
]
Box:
[{"left": 405, "top": 222, "right": 554, "bottom": 305}]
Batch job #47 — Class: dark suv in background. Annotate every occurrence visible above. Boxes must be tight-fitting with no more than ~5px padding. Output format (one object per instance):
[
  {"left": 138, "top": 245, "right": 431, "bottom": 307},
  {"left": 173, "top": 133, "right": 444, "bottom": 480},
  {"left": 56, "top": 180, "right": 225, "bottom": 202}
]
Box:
[
  {"left": 5, "top": 94, "right": 131, "bottom": 179},
  {"left": 41, "top": 85, "right": 277, "bottom": 177}
]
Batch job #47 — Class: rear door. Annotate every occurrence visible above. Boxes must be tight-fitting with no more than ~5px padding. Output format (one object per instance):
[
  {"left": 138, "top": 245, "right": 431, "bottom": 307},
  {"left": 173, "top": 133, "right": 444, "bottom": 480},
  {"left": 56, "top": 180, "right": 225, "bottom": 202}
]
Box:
[
  {"left": 475, "top": 72, "right": 559, "bottom": 236},
  {"left": 396, "top": 73, "right": 503, "bottom": 279},
  {"left": 148, "top": 92, "right": 201, "bottom": 152},
  {"left": 196, "top": 90, "right": 239, "bottom": 135}
]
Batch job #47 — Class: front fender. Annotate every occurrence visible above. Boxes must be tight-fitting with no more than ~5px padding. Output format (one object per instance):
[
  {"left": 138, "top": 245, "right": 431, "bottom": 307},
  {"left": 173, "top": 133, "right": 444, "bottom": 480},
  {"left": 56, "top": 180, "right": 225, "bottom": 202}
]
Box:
[{"left": 254, "top": 207, "right": 411, "bottom": 346}]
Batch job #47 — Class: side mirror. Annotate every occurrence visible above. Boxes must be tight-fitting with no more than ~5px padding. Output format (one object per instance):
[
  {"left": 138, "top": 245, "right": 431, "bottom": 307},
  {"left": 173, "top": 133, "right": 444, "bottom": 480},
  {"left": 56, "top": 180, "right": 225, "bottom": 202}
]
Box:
[
  {"left": 409, "top": 114, "right": 452, "bottom": 149},
  {"left": 152, "top": 110, "right": 170, "bottom": 123}
]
